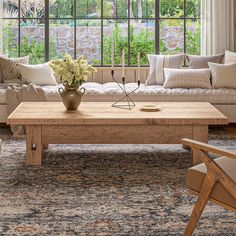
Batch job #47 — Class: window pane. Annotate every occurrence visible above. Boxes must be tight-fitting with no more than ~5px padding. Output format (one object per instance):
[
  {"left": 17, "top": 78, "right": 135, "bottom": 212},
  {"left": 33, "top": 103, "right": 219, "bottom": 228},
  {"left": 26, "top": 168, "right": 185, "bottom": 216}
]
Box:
[
  {"left": 3, "top": 20, "right": 18, "bottom": 57},
  {"left": 130, "top": 0, "right": 155, "bottom": 18},
  {"left": 160, "top": 20, "right": 184, "bottom": 55},
  {"left": 103, "top": 20, "right": 128, "bottom": 65},
  {"left": 76, "top": 20, "right": 101, "bottom": 65},
  {"left": 49, "top": 0, "right": 74, "bottom": 18},
  {"left": 186, "top": 0, "right": 200, "bottom": 18},
  {"left": 103, "top": 0, "right": 128, "bottom": 18},
  {"left": 49, "top": 20, "right": 74, "bottom": 60},
  {"left": 76, "top": 0, "right": 101, "bottom": 18},
  {"left": 3, "top": 0, "right": 19, "bottom": 18},
  {"left": 186, "top": 19, "right": 200, "bottom": 55},
  {"left": 20, "top": 19, "right": 45, "bottom": 64},
  {"left": 20, "top": 0, "right": 45, "bottom": 18},
  {"left": 130, "top": 20, "right": 154, "bottom": 65},
  {"left": 160, "top": 0, "right": 184, "bottom": 18}
]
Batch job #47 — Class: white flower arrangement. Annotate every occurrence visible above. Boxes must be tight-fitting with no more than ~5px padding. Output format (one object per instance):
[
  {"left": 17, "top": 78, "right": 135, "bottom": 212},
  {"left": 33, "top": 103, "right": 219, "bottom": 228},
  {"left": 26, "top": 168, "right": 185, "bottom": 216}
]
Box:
[{"left": 49, "top": 54, "right": 96, "bottom": 86}]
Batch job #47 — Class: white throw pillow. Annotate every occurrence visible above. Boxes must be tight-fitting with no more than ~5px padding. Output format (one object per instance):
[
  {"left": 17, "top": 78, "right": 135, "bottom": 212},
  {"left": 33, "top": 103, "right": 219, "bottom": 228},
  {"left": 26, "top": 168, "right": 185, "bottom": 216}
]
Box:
[
  {"left": 224, "top": 50, "right": 236, "bottom": 64},
  {"left": 146, "top": 54, "right": 185, "bottom": 85},
  {"left": 18, "top": 63, "right": 57, "bottom": 86},
  {"left": 163, "top": 68, "right": 211, "bottom": 89},
  {"left": 208, "top": 62, "right": 236, "bottom": 89}
]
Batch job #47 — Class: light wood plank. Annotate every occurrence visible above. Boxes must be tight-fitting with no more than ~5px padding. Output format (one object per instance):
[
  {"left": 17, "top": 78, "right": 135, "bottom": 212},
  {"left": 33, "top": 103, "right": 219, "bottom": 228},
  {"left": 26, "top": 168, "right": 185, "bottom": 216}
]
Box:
[
  {"left": 192, "top": 125, "right": 208, "bottom": 164},
  {"left": 42, "top": 125, "right": 193, "bottom": 144},
  {"left": 7, "top": 102, "right": 228, "bottom": 126},
  {"left": 26, "top": 126, "right": 42, "bottom": 166},
  {"left": 182, "top": 138, "right": 236, "bottom": 160}
]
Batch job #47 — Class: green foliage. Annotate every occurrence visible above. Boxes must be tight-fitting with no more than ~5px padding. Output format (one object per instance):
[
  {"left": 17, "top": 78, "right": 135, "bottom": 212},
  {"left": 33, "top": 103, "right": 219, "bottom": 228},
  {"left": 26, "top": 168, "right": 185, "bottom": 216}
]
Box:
[
  {"left": 49, "top": 0, "right": 199, "bottom": 19},
  {"left": 4, "top": 26, "right": 57, "bottom": 64},
  {"left": 160, "top": 0, "right": 200, "bottom": 18},
  {"left": 186, "top": 21, "right": 201, "bottom": 55},
  {"left": 103, "top": 23, "right": 154, "bottom": 65},
  {"left": 3, "top": 1, "right": 201, "bottom": 65},
  {"left": 20, "top": 37, "right": 45, "bottom": 64},
  {"left": 3, "top": 28, "right": 18, "bottom": 58}
]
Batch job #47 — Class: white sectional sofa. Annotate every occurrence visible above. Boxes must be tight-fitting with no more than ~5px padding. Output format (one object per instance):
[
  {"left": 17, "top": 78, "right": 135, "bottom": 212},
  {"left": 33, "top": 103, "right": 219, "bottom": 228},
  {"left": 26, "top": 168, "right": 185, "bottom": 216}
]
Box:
[{"left": 1, "top": 80, "right": 236, "bottom": 123}]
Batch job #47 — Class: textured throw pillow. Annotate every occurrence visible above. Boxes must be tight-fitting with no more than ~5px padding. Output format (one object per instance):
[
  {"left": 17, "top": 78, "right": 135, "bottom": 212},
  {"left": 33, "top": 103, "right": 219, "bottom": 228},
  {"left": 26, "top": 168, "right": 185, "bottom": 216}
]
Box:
[
  {"left": 0, "top": 54, "right": 8, "bottom": 83},
  {"left": 208, "top": 62, "right": 236, "bottom": 89},
  {"left": 0, "top": 56, "right": 29, "bottom": 84},
  {"left": 146, "top": 54, "right": 185, "bottom": 85},
  {"left": 186, "top": 54, "right": 225, "bottom": 69},
  {"left": 163, "top": 68, "right": 211, "bottom": 89},
  {"left": 18, "top": 63, "right": 57, "bottom": 86},
  {"left": 224, "top": 50, "right": 236, "bottom": 64}
]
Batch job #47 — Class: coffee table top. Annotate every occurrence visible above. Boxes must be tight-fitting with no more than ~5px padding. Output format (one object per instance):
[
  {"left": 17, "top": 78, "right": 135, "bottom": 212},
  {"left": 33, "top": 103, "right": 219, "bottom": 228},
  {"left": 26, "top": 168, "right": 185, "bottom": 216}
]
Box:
[{"left": 7, "top": 102, "right": 228, "bottom": 125}]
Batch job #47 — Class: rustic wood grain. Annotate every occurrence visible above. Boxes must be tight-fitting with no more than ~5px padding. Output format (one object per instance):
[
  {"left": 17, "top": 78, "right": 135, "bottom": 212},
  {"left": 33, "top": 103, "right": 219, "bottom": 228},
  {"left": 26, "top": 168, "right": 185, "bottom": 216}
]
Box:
[
  {"left": 7, "top": 102, "right": 228, "bottom": 166},
  {"left": 7, "top": 102, "right": 228, "bottom": 126},
  {"left": 26, "top": 126, "right": 42, "bottom": 166}
]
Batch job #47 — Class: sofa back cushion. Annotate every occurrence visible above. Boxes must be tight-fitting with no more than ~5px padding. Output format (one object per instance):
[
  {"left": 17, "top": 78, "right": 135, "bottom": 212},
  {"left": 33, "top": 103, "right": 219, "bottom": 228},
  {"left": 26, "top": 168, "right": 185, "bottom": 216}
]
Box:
[
  {"left": 18, "top": 63, "right": 57, "bottom": 86},
  {"left": 163, "top": 68, "right": 212, "bottom": 89},
  {"left": 0, "top": 54, "right": 8, "bottom": 83},
  {"left": 0, "top": 56, "right": 29, "bottom": 84},
  {"left": 186, "top": 54, "right": 225, "bottom": 69},
  {"left": 224, "top": 50, "right": 236, "bottom": 64},
  {"left": 208, "top": 62, "right": 236, "bottom": 89},
  {"left": 145, "top": 54, "right": 185, "bottom": 85}
]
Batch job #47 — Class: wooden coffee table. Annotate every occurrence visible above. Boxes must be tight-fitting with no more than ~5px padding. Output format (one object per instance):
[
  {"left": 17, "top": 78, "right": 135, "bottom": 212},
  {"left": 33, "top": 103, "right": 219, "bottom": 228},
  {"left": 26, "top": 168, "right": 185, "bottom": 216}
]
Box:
[{"left": 7, "top": 102, "right": 228, "bottom": 166}]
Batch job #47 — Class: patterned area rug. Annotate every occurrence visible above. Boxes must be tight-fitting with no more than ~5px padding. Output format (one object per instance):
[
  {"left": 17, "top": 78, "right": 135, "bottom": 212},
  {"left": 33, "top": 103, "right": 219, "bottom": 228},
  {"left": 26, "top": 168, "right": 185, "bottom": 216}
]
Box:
[{"left": 0, "top": 127, "right": 235, "bottom": 236}]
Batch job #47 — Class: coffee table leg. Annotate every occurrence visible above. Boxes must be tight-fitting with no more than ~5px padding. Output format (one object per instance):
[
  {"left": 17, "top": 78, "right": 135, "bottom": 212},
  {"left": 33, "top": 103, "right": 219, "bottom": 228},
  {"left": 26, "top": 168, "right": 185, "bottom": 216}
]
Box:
[
  {"left": 26, "top": 126, "right": 42, "bottom": 166},
  {"left": 192, "top": 125, "right": 208, "bottom": 165}
]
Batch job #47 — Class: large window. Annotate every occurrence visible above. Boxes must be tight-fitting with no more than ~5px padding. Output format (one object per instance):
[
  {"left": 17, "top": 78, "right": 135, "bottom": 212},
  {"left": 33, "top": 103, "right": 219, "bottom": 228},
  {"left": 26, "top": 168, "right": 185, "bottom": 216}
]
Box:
[{"left": 2, "top": 0, "right": 200, "bottom": 65}]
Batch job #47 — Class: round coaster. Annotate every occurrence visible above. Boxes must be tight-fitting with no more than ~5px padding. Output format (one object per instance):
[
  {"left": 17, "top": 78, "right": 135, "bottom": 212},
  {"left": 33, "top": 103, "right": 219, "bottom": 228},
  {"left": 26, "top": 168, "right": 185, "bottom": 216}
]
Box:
[{"left": 140, "top": 105, "right": 161, "bottom": 112}]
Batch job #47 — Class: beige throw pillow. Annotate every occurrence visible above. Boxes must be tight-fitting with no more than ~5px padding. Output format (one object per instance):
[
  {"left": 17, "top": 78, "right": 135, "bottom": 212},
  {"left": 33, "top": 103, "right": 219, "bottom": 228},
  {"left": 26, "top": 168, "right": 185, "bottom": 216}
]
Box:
[
  {"left": 224, "top": 50, "right": 236, "bottom": 64},
  {"left": 0, "top": 56, "right": 29, "bottom": 84},
  {"left": 0, "top": 54, "right": 8, "bottom": 83},
  {"left": 186, "top": 53, "right": 225, "bottom": 69},
  {"left": 163, "top": 68, "right": 211, "bottom": 89},
  {"left": 146, "top": 54, "right": 185, "bottom": 85},
  {"left": 18, "top": 63, "right": 57, "bottom": 86},
  {"left": 208, "top": 62, "right": 236, "bottom": 89}
]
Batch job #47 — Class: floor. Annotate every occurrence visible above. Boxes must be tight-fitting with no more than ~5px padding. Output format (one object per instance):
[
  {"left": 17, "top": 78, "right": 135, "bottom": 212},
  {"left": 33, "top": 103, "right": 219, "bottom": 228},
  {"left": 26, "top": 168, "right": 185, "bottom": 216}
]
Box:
[
  {"left": 0, "top": 127, "right": 235, "bottom": 235},
  {"left": 225, "top": 124, "right": 236, "bottom": 138}
]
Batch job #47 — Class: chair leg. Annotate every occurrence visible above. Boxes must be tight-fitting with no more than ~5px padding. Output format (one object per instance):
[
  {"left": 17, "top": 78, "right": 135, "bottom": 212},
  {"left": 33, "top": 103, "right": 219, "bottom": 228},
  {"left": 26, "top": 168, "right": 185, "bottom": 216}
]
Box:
[{"left": 184, "top": 175, "right": 215, "bottom": 236}]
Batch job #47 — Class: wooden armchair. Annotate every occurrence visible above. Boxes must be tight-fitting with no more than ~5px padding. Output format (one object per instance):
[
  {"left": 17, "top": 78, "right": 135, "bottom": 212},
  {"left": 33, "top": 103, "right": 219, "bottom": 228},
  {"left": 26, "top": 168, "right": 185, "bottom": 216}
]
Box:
[{"left": 182, "top": 138, "right": 236, "bottom": 236}]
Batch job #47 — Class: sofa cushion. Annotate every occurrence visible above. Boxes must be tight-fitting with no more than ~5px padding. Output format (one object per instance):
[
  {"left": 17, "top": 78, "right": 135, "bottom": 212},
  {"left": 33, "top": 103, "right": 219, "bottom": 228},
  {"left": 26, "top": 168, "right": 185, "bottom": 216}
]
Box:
[
  {"left": 187, "top": 53, "right": 225, "bottom": 69},
  {"left": 145, "top": 54, "right": 185, "bottom": 85},
  {"left": 18, "top": 63, "right": 57, "bottom": 86},
  {"left": 163, "top": 68, "right": 211, "bottom": 89},
  {"left": 0, "top": 54, "right": 8, "bottom": 83},
  {"left": 40, "top": 82, "right": 236, "bottom": 104},
  {"left": 224, "top": 50, "right": 236, "bottom": 64},
  {"left": 0, "top": 56, "right": 29, "bottom": 84},
  {"left": 209, "top": 62, "right": 236, "bottom": 89}
]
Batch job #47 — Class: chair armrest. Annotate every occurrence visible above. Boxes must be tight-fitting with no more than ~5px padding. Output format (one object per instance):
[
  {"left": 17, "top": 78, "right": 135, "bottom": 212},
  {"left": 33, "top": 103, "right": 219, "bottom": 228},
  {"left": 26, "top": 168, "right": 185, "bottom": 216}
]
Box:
[{"left": 182, "top": 138, "right": 236, "bottom": 160}]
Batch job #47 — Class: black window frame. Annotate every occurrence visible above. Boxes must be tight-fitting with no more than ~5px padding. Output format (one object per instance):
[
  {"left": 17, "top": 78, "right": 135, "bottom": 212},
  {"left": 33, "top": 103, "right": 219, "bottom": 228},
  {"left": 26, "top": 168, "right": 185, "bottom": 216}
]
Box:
[{"left": 2, "top": 0, "right": 201, "bottom": 66}]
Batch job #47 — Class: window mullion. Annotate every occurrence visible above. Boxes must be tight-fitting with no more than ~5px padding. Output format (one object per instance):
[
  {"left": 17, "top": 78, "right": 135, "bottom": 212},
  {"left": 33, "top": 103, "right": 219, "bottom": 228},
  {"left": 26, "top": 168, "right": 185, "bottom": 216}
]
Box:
[
  {"left": 74, "top": 0, "right": 77, "bottom": 59},
  {"left": 155, "top": 0, "right": 160, "bottom": 54},
  {"left": 184, "top": 0, "right": 187, "bottom": 54},
  {"left": 128, "top": 0, "right": 131, "bottom": 66},
  {"left": 101, "top": 0, "right": 104, "bottom": 66},
  {"left": 45, "top": 0, "right": 49, "bottom": 62},
  {"left": 18, "top": 0, "right": 20, "bottom": 57}
]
